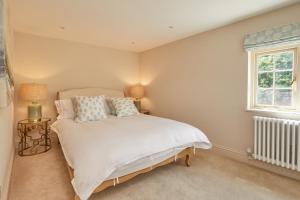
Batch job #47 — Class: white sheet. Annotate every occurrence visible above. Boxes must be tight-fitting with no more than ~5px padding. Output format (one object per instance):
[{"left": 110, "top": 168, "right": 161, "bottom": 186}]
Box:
[
  {"left": 107, "top": 145, "right": 188, "bottom": 179},
  {"left": 51, "top": 114, "right": 211, "bottom": 200}
]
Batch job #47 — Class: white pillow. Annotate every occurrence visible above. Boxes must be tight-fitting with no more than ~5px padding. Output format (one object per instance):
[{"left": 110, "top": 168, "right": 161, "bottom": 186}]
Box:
[
  {"left": 74, "top": 96, "right": 107, "bottom": 122},
  {"left": 54, "top": 99, "right": 75, "bottom": 119},
  {"left": 105, "top": 97, "right": 117, "bottom": 115},
  {"left": 111, "top": 97, "right": 139, "bottom": 117}
]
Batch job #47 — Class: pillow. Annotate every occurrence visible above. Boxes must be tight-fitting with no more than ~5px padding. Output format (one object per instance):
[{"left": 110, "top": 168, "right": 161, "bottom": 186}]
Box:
[
  {"left": 106, "top": 97, "right": 117, "bottom": 115},
  {"left": 111, "top": 97, "right": 139, "bottom": 117},
  {"left": 74, "top": 96, "right": 107, "bottom": 122},
  {"left": 54, "top": 99, "right": 75, "bottom": 119}
]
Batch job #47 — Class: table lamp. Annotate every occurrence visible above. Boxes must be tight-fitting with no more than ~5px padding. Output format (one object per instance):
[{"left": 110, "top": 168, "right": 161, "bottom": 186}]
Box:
[
  {"left": 130, "top": 84, "right": 144, "bottom": 112},
  {"left": 20, "top": 83, "right": 48, "bottom": 122}
]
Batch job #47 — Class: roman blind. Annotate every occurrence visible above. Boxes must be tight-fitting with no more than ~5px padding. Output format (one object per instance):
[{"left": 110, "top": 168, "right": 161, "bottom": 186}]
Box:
[{"left": 244, "top": 22, "right": 300, "bottom": 51}]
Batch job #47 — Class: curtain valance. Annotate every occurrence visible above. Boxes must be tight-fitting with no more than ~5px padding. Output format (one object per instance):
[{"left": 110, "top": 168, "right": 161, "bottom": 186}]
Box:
[{"left": 244, "top": 22, "right": 300, "bottom": 51}]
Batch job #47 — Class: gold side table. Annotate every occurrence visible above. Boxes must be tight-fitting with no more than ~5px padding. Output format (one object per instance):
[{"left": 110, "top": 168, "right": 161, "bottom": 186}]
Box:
[{"left": 17, "top": 118, "right": 51, "bottom": 156}]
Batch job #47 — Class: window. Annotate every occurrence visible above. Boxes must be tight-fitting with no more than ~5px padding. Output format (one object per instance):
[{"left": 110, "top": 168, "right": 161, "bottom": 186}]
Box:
[{"left": 248, "top": 46, "right": 300, "bottom": 112}]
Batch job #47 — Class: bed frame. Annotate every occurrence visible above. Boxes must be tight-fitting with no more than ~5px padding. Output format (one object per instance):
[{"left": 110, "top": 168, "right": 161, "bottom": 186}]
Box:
[
  {"left": 56, "top": 87, "right": 195, "bottom": 200},
  {"left": 69, "top": 147, "right": 193, "bottom": 200}
]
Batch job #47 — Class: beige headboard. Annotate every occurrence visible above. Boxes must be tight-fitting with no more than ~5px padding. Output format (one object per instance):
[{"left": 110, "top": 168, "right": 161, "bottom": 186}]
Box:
[{"left": 57, "top": 87, "right": 124, "bottom": 100}]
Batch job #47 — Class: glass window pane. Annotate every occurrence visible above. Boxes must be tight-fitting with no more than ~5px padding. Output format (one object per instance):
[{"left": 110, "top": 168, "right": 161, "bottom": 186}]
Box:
[
  {"left": 258, "top": 55, "right": 274, "bottom": 71},
  {"left": 275, "top": 71, "right": 292, "bottom": 88},
  {"left": 258, "top": 72, "right": 273, "bottom": 88},
  {"left": 275, "top": 89, "right": 292, "bottom": 106},
  {"left": 257, "top": 89, "right": 273, "bottom": 105},
  {"left": 275, "top": 52, "right": 293, "bottom": 70}
]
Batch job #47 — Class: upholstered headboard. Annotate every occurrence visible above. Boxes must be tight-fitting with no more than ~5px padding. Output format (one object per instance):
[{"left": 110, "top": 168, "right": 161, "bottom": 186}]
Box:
[{"left": 57, "top": 87, "right": 124, "bottom": 100}]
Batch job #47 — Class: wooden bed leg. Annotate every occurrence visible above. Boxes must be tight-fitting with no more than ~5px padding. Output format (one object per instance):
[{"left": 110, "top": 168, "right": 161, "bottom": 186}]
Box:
[
  {"left": 74, "top": 194, "right": 80, "bottom": 200},
  {"left": 185, "top": 154, "right": 191, "bottom": 167}
]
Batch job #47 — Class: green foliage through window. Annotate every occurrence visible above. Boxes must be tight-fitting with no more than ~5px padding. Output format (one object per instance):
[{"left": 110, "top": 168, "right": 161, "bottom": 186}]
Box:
[
  {"left": 256, "top": 50, "right": 294, "bottom": 106},
  {"left": 258, "top": 55, "right": 273, "bottom": 71},
  {"left": 275, "top": 53, "right": 293, "bottom": 70},
  {"left": 258, "top": 72, "right": 273, "bottom": 88},
  {"left": 275, "top": 71, "right": 292, "bottom": 88}
]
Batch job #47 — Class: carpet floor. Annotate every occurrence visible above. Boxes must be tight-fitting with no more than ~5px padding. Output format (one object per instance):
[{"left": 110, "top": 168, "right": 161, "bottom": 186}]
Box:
[{"left": 9, "top": 135, "right": 300, "bottom": 200}]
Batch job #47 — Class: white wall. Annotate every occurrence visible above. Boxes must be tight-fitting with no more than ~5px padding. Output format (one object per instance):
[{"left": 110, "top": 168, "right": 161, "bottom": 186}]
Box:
[
  {"left": 0, "top": 104, "right": 14, "bottom": 200},
  {"left": 140, "top": 4, "right": 300, "bottom": 179},
  {"left": 0, "top": 0, "right": 15, "bottom": 199},
  {"left": 13, "top": 32, "right": 140, "bottom": 123}
]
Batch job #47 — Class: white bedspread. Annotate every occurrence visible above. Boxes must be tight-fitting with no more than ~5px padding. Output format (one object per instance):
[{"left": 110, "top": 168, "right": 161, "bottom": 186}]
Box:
[{"left": 51, "top": 114, "right": 211, "bottom": 200}]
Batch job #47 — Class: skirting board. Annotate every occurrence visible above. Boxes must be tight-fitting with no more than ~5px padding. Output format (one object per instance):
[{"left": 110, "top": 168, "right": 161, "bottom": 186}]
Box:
[
  {"left": 211, "top": 144, "right": 300, "bottom": 181},
  {"left": 1, "top": 148, "right": 14, "bottom": 200}
]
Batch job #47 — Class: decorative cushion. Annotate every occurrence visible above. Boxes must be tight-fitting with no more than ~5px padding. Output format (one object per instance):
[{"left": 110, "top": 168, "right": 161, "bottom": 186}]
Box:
[
  {"left": 74, "top": 96, "right": 107, "bottom": 122},
  {"left": 111, "top": 97, "right": 139, "bottom": 117},
  {"left": 54, "top": 99, "right": 75, "bottom": 119}
]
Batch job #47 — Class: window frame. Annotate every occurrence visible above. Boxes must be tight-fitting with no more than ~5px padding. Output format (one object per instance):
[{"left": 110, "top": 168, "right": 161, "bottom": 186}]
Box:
[{"left": 248, "top": 45, "right": 300, "bottom": 113}]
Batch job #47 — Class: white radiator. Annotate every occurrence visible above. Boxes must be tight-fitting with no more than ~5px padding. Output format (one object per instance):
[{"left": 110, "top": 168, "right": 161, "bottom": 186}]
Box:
[{"left": 253, "top": 116, "right": 300, "bottom": 171}]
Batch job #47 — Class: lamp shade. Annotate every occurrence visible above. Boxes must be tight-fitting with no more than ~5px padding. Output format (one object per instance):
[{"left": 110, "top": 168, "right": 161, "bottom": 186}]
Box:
[
  {"left": 20, "top": 83, "right": 48, "bottom": 102},
  {"left": 130, "top": 84, "right": 144, "bottom": 99}
]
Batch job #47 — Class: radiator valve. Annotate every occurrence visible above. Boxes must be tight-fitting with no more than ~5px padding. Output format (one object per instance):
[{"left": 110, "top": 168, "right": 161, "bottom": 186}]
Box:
[{"left": 246, "top": 148, "right": 253, "bottom": 159}]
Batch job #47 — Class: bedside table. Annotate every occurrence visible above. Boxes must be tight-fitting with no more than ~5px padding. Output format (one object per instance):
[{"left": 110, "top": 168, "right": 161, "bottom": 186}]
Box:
[
  {"left": 140, "top": 110, "right": 150, "bottom": 115},
  {"left": 17, "top": 118, "right": 52, "bottom": 156}
]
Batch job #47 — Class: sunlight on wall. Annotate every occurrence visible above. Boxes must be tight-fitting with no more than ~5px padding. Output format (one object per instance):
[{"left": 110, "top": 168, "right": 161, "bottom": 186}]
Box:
[
  {"left": 13, "top": 63, "right": 69, "bottom": 80},
  {"left": 141, "top": 97, "right": 153, "bottom": 111},
  {"left": 138, "top": 65, "right": 157, "bottom": 111},
  {"left": 140, "top": 74, "right": 155, "bottom": 86}
]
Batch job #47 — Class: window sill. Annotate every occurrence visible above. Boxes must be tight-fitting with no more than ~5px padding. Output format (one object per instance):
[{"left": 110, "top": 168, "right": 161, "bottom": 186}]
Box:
[{"left": 246, "top": 108, "right": 300, "bottom": 118}]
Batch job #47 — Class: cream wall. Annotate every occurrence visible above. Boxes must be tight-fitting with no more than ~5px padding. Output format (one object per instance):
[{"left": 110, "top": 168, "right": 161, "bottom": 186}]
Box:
[
  {"left": 0, "top": 0, "right": 15, "bottom": 200},
  {"left": 140, "top": 4, "right": 300, "bottom": 178},
  {"left": 13, "top": 32, "right": 140, "bottom": 122},
  {"left": 0, "top": 104, "right": 14, "bottom": 200}
]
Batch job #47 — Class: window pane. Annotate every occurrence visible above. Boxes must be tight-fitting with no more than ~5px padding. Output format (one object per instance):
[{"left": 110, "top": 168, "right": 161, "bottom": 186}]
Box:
[
  {"left": 258, "top": 72, "right": 273, "bottom": 88},
  {"left": 258, "top": 55, "right": 274, "bottom": 71},
  {"left": 257, "top": 89, "right": 273, "bottom": 105},
  {"left": 275, "top": 71, "right": 292, "bottom": 88},
  {"left": 275, "top": 52, "right": 293, "bottom": 70},
  {"left": 275, "top": 89, "right": 292, "bottom": 106}
]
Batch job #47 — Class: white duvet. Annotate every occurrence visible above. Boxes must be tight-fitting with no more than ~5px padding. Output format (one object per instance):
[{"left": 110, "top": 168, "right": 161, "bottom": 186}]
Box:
[{"left": 51, "top": 114, "right": 211, "bottom": 200}]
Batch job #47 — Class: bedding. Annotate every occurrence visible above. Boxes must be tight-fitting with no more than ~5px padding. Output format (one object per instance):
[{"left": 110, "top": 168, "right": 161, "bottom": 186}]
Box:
[
  {"left": 111, "top": 97, "right": 139, "bottom": 117},
  {"left": 51, "top": 114, "right": 211, "bottom": 200},
  {"left": 74, "top": 96, "right": 107, "bottom": 122},
  {"left": 107, "top": 145, "right": 189, "bottom": 179},
  {"left": 104, "top": 97, "right": 116, "bottom": 115},
  {"left": 55, "top": 96, "right": 115, "bottom": 117},
  {"left": 54, "top": 99, "right": 75, "bottom": 119}
]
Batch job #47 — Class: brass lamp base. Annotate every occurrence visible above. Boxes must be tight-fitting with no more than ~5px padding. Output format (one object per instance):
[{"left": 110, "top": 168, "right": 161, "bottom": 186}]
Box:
[{"left": 28, "top": 102, "right": 42, "bottom": 122}]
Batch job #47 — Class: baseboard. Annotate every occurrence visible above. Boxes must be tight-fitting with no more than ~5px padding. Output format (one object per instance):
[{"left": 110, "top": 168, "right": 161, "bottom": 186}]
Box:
[
  {"left": 1, "top": 147, "right": 15, "bottom": 200},
  {"left": 211, "top": 144, "right": 300, "bottom": 181}
]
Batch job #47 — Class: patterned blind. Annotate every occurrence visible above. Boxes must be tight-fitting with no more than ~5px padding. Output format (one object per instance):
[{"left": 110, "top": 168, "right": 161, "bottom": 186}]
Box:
[
  {"left": 0, "top": 0, "right": 14, "bottom": 108},
  {"left": 0, "top": 0, "right": 5, "bottom": 78},
  {"left": 244, "top": 22, "right": 300, "bottom": 51}
]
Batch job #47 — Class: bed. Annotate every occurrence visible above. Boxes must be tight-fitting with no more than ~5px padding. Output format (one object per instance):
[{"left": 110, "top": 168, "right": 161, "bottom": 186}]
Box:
[{"left": 51, "top": 87, "right": 212, "bottom": 200}]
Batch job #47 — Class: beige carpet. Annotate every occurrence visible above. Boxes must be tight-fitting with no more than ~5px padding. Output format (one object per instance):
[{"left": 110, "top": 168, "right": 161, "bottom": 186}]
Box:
[{"left": 9, "top": 134, "right": 300, "bottom": 200}]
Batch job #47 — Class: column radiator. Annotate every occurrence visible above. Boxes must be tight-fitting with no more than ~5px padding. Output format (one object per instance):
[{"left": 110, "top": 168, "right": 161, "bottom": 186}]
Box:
[{"left": 253, "top": 116, "right": 300, "bottom": 171}]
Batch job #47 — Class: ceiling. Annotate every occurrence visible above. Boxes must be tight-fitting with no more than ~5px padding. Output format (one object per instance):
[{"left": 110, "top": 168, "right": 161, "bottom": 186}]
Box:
[{"left": 10, "top": 0, "right": 299, "bottom": 52}]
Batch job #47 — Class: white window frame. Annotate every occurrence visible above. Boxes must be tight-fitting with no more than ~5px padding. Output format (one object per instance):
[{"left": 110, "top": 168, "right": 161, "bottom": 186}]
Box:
[{"left": 247, "top": 44, "right": 300, "bottom": 113}]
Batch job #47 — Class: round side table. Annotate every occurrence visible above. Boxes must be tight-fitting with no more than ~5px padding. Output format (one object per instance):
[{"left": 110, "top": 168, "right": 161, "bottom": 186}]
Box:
[{"left": 17, "top": 118, "right": 52, "bottom": 156}]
